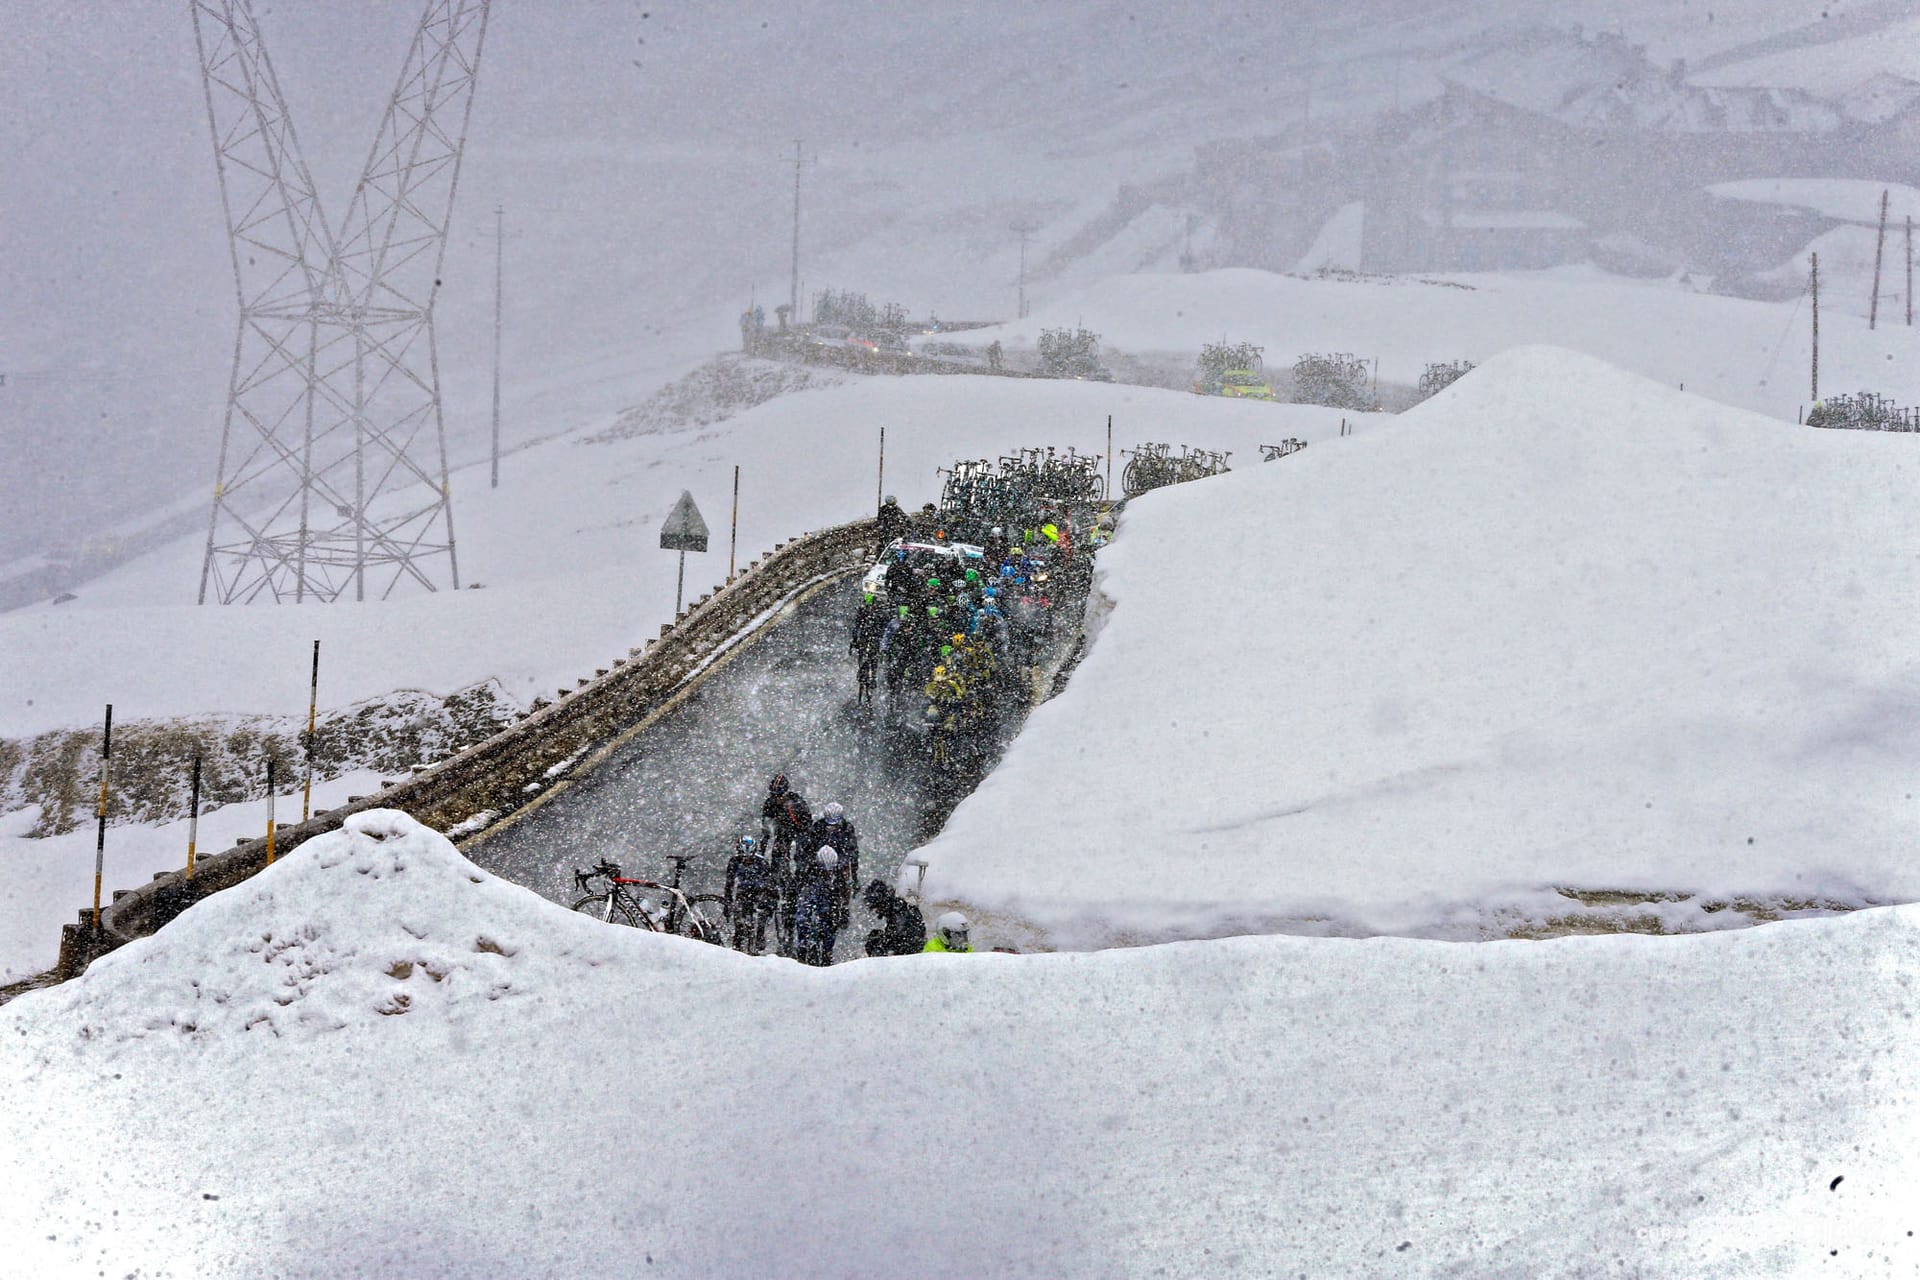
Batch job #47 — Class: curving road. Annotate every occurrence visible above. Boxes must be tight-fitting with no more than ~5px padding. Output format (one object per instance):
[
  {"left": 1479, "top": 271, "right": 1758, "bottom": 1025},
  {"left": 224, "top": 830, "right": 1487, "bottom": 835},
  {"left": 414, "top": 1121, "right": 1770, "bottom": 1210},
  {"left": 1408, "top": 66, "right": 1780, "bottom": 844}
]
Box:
[{"left": 465, "top": 573, "right": 1051, "bottom": 958}]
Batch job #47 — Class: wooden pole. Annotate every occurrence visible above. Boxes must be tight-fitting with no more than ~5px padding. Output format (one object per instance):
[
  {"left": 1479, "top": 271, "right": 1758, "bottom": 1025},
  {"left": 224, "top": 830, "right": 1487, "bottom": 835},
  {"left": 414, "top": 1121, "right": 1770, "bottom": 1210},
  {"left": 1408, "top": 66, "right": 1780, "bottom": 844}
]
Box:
[
  {"left": 728, "top": 464, "right": 740, "bottom": 583},
  {"left": 186, "top": 754, "right": 201, "bottom": 880},
  {"left": 491, "top": 204, "right": 504, "bottom": 488},
  {"left": 265, "top": 758, "right": 277, "bottom": 866},
  {"left": 1811, "top": 252, "right": 1820, "bottom": 402},
  {"left": 1907, "top": 215, "right": 1913, "bottom": 328},
  {"left": 90, "top": 704, "right": 112, "bottom": 929},
  {"left": 1870, "top": 189, "right": 1889, "bottom": 330},
  {"left": 301, "top": 639, "right": 319, "bottom": 821}
]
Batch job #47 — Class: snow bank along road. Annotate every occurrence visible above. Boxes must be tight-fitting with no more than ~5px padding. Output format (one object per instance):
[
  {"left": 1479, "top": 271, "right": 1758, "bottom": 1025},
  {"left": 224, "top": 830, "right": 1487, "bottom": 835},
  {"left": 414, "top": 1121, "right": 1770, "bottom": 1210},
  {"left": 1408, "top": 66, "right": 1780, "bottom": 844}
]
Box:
[{"left": 3, "top": 811, "right": 1915, "bottom": 1277}]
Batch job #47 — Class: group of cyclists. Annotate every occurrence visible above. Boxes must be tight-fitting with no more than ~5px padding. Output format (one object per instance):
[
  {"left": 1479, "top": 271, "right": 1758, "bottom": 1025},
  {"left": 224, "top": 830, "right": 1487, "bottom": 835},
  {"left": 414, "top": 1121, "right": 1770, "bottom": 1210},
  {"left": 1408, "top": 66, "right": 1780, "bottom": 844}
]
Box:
[
  {"left": 719, "top": 772, "right": 975, "bottom": 963},
  {"left": 701, "top": 498, "right": 1106, "bottom": 965},
  {"left": 852, "top": 505, "right": 1078, "bottom": 765}
]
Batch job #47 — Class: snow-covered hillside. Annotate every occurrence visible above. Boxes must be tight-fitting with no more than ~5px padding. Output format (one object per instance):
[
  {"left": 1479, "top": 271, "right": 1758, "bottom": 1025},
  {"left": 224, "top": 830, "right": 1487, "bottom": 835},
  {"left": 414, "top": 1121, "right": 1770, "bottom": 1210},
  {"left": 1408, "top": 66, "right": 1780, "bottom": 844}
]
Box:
[
  {"left": 2, "top": 809, "right": 1914, "bottom": 1276},
  {"left": 0, "top": 375, "right": 1356, "bottom": 739},
  {"left": 919, "top": 347, "right": 1920, "bottom": 948},
  {"left": 0, "top": 371, "right": 1358, "bottom": 980},
  {"left": 932, "top": 267, "right": 1910, "bottom": 420}
]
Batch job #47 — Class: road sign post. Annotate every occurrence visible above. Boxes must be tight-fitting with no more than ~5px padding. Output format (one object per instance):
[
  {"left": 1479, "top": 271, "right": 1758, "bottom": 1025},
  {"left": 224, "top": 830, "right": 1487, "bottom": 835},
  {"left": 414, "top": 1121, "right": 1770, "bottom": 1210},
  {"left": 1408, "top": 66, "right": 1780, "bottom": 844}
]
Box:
[{"left": 659, "top": 490, "right": 710, "bottom": 616}]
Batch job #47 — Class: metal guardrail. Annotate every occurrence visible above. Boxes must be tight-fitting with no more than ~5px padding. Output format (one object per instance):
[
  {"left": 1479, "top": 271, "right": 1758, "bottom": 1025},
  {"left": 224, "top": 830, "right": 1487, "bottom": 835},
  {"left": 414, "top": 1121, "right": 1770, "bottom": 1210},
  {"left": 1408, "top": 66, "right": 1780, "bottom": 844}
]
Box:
[{"left": 46, "top": 517, "right": 880, "bottom": 983}]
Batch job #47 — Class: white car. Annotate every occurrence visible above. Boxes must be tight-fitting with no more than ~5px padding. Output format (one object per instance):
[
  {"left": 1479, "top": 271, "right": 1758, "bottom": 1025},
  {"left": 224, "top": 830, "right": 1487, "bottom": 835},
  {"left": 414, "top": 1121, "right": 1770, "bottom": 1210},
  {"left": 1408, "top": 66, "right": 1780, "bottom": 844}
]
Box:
[{"left": 861, "top": 538, "right": 988, "bottom": 598}]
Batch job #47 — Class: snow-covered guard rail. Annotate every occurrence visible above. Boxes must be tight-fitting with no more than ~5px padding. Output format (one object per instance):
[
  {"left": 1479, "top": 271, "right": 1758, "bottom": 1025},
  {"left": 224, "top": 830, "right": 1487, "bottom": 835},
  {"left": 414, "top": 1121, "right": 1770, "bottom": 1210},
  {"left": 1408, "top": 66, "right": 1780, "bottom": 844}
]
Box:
[{"left": 50, "top": 518, "right": 881, "bottom": 982}]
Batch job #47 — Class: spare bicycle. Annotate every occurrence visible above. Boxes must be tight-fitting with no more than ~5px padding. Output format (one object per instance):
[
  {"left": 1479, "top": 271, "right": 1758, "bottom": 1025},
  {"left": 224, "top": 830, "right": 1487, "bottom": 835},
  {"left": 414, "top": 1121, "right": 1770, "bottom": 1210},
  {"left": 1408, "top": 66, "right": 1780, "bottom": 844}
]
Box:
[{"left": 572, "top": 855, "right": 727, "bottom": 945}]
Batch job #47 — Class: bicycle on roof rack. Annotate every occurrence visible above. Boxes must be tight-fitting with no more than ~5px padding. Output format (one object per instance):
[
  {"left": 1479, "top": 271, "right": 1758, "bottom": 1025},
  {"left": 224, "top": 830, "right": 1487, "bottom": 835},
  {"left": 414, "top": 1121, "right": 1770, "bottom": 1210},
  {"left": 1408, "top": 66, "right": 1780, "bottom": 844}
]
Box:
[{"left": 572, "top": 854, "right": 727, "bottom": 945}]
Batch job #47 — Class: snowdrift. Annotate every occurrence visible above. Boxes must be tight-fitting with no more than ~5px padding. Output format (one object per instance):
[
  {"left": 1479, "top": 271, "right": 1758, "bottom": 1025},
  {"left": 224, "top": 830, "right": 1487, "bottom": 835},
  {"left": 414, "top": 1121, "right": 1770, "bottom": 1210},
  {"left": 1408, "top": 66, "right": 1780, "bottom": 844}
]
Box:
[
  {"left": 2, "top": 809, "right": 1917, "bottom": 1276},
  {"left": 920, "top": 346, "right": 1920, "bottom": 948}
]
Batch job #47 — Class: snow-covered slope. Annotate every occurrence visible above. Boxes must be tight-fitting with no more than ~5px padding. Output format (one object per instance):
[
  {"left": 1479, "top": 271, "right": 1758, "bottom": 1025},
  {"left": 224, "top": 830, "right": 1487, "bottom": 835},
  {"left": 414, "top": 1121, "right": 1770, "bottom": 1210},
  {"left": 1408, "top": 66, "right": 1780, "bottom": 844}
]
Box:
[
  {"left": 3, "top": 809, "right": 1915, "bottom": 1276},
  {"left": 919, "top": 347, "right": 1920, "bottom": 948},
  {"left": 933, "top": 267, "right": 1909, "bottom": 419},
  {"left": 0, "top": 373, "right": 1358, "bottom": 980},
  {"left": 0, "top": 375, "right": 1355, "bottom": 740}
]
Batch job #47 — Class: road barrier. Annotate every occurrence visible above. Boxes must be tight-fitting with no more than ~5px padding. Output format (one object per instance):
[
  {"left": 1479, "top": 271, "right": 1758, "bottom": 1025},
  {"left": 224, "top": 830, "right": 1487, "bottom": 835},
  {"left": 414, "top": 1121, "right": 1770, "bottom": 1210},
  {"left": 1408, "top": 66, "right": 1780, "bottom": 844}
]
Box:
[{"left": 48, "top": 517, "right": 880, "bottom": 982}]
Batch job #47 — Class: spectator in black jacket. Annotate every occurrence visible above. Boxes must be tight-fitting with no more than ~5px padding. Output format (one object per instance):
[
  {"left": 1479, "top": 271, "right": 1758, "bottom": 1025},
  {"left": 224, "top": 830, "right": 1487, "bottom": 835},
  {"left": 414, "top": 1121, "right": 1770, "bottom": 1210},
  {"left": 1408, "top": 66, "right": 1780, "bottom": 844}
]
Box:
[{"left": 862, "top": 879, "right": 926, "bottom": 956}]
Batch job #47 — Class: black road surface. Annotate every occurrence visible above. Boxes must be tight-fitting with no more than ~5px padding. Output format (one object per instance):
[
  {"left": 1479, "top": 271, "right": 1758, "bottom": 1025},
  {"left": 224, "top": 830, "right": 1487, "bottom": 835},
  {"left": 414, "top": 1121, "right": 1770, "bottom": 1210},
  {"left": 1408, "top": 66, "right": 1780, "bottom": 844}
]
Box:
[{"left": 466, "top": 572, "right": 1059, "bottom": 958}]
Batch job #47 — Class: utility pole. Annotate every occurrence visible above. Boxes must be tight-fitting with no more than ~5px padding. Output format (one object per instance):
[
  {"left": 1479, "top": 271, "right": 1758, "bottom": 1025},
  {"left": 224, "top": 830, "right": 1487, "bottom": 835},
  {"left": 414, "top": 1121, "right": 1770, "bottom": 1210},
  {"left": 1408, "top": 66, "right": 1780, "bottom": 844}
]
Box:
[
  {"left": 1870, "top": 188, "right": 1889, "bottom": 330},
  {"left": 491, "top": 204, "right": 504, "bottom": 488},
  {"left": 1907, "top": 215, "right": 1913, "bottom": 328},
  {"left": 1811, "top": 251, "right": 1820, "bottom": 402},
  {"left": 1011, "top": 220, "right": 1037, "bottom": 319},
  {"left": 789, "top": 140, "right": 803, "bottom": 321}
]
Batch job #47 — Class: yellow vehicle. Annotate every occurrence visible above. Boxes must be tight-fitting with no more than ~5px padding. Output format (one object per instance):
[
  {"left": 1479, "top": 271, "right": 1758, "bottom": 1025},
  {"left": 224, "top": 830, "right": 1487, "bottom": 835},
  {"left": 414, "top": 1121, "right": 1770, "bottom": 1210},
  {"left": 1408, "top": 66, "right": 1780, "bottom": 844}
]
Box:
[{"left": 1196, "top": 368, "right": 1277, "bottom": 401}]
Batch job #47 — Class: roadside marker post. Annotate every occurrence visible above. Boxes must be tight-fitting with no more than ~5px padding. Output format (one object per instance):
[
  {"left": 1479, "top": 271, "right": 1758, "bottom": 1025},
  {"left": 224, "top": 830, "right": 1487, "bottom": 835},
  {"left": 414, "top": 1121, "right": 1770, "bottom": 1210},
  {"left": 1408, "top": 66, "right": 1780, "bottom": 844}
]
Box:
[
  {"left": 728, "top": 466, "right": 740, "bottom": 583},
  {"left": 265, "top": 758, "right": 277, "bottom": 866},
  {"left": 659, "top": 490, "right": 711, "bottom": 616},
  {"left": 302, "top": 639, "right": 319, "bottom": 821},
  {"left": 186, "top": 755, "right": 201, "bottom": 880},
  {"left": 90, "top": 704, "right": 113, "bottom": 929}
]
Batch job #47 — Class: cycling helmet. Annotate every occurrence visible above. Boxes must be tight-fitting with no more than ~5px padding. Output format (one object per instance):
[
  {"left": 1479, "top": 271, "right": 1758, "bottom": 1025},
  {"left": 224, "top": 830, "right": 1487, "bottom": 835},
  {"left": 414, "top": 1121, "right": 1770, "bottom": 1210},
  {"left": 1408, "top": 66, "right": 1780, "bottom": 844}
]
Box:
[
  {"left": 951, "top": 633, "right": 966, "bottom": 646},
  {"left": 864, "top": 592, "right": 876, "bottom": 604},
  {"left": 885, "top": 494, "right": 897, "bottom": 505},
  {"left": 768, "top": 773, "right": 789, "bottom": 796},
  {"left": 739, "top": 834, "right": 759, "bottom": 855},
  {"left": 898, "top": 605, "right": 910, "bottom": 618},
  {"left": 927, "top": 576, "right": 941, "bottom": 589},
  {"left": 927, "top": 605, "right": 941, "bottom": 618},
  {"left": 936, "top": 911, "right": 970, "bottom": 950},
  {"left": 991, "top": 526, "right": 1003, "bottom": 537},
  {"left": 939, "top": 645, "right": 952, "bottom": 658},
  {"left": 822, "top": 802, "right": 845, "bottom": 825},
  {"left": 964, "top": 568, "right": 980, "bottom": 583},
  {"left": 895, "top": 549, "right": 907, "bottom": 561},
  {"left": 816, "top": 846, "right": 839, "bottom": 869}
]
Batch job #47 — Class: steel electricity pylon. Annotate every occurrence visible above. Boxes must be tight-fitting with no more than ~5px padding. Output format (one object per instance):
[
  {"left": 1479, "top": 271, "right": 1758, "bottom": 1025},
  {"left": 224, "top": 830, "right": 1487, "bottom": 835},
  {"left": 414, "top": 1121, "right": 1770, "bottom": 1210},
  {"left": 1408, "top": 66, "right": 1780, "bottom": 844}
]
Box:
[{"left": 190, "top": 0, "right": 492, "bottom": 604}]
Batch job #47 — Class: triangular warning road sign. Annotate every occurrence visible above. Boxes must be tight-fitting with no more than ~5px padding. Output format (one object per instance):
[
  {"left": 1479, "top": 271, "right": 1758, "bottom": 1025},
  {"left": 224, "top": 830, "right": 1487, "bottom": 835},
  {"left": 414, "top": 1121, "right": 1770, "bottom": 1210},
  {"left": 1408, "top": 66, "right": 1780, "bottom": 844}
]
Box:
[{"left": 659, "top": 490, "right": 710, "bottom": 552}]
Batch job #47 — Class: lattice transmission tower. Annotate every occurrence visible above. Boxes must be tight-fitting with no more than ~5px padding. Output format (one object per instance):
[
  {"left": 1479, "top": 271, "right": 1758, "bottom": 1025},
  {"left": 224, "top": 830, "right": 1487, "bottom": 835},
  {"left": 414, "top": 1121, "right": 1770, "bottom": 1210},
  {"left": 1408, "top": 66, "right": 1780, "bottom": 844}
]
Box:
[{"left": 190, "top": 0, "right": 492, "bottom": 603}]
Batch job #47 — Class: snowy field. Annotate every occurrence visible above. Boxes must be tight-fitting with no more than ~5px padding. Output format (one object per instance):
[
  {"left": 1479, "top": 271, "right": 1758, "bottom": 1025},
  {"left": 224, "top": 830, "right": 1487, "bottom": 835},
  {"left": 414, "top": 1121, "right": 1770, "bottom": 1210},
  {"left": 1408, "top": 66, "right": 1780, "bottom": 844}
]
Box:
[
  {"left": 1, "top": 809, "right": 1914, "bottom": 1278},
  {"left": 918, "top": 347, "right": 1920, "bottom": 948},
  {"left": 929, "top": 266, "right": 1913, "bottom": 418},
  {"left": 0, "top": 373, "right": 1357, "bottom": 979}
]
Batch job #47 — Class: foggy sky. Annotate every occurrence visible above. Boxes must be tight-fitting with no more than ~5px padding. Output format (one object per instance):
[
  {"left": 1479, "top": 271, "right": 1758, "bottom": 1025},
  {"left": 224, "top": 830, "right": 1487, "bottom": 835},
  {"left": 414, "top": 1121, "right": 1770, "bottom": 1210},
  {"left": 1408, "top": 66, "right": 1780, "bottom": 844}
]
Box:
[{"left": 0, "top": 0, "right": 1898, "bottom": 570}]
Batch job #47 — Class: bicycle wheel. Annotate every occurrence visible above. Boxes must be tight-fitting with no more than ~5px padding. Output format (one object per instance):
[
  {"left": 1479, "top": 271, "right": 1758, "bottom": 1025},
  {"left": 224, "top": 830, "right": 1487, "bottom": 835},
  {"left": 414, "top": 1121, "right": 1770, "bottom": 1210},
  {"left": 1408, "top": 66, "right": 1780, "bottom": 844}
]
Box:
[
  {"left": 674, "top": 895, "right": 730, "bottom": 946},
  {"left": 572, "top": 892, "right": 643, "bottom": 928}
]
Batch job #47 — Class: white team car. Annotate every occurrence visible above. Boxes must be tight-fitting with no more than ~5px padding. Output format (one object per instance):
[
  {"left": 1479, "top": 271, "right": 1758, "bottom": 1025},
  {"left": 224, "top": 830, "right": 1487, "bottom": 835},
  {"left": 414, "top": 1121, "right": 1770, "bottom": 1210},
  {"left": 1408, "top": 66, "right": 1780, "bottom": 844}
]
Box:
[{"left": 861, "top": 538, "right": 988, "bottom": 598}]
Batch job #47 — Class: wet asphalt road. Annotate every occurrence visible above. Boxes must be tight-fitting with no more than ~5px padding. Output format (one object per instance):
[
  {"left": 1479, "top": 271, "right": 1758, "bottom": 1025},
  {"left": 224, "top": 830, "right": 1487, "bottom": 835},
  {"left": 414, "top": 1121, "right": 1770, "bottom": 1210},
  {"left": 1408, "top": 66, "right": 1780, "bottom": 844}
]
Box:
[{"left": 466, "top": 573, "right": 1027, "bottom": 957}]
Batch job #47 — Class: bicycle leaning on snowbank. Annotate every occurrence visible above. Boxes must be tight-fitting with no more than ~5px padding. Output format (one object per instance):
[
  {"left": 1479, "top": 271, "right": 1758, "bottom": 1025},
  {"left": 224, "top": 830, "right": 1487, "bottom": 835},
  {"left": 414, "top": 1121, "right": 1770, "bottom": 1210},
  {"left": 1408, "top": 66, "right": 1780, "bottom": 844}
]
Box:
[{"left": 572, "top": 854, "right": 727, "bottom": 945}]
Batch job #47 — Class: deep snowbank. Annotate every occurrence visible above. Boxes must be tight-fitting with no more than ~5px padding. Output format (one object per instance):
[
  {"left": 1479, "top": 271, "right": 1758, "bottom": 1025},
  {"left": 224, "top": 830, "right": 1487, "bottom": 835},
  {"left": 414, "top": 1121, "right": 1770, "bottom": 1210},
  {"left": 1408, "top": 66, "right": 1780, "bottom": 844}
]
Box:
[
  {"left": 2, "top": 810, "right": 1915, "bottom": 1277},
  {"left": 919, "top": 346, "right": 1920, "bottom": 947}
]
